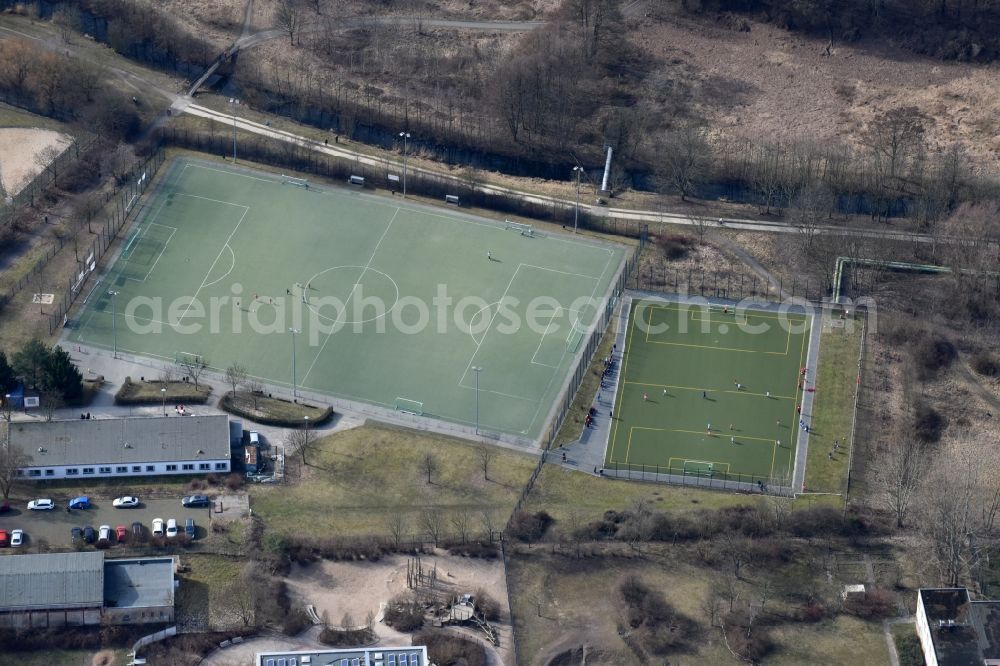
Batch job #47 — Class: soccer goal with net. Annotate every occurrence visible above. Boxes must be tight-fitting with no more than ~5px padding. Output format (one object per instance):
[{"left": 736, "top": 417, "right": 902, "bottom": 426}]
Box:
[
  {"left": 281, "top": 175, "right": 309, "bottom": 188},
  {"left": 566, "top": 321, "right": 587, "bottom": 352},
  {"left": 394, "top": 397, "right": 424, "bottom": 415},
  {"left": 682, "top": 460, "right": 715, "bottom": 478},
  {"left": 505, "top": 219, "right": 534, "bottom": 237},
  {"left": 174, "top": 351, "right": 204, "bottom": 366}
]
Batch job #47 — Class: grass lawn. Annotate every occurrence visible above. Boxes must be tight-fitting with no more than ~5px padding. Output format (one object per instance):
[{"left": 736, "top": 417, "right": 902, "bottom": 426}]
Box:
[
  {"left": 767, "top": 614, "right": 888, "bottom": 665},
  {"left": 524, "top": 462, "right": 762, "bottom": 527},
  {"left": 803, "top": 316, "right": 864, "bottom": 494},
  {"left": 892, "top": 622, "right": 923, "bottom": 666},
  {"left": 176, "top": 553, "right": 246, "bottom": 630},
  {"left": 250, "top": 423, "right": 538, "bottom": 538},
  {"left": 0, "top": 100, "right": 72, "bottom": 131}
]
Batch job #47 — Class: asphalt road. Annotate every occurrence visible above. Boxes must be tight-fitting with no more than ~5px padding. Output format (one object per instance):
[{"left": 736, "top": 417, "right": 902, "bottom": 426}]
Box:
[{"left": 0, "top": 497, "right": 211, "bottom": 549}]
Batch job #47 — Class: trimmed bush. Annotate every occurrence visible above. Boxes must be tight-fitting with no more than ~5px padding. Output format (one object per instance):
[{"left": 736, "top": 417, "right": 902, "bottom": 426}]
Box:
[
  {"left": 913, "top": 402, "right": 945, "bottom": 443},
  {"left": 507, "top": 510, "right": 553, "bottom": 542},
  {"left": 914, "top": 336, "right": 956, "bottom": 378},
  {"left": 114, "top": 377, "right": 211, "bottom": 405},
  {"left": 219, "top": 390, "right": 334, "bottom": 427},
  {"left": 414, "top": 630, "right": 487, "bottom": 666},
  {"left": 383, "top": 595, "right": 425, "bottom": 632},
  {"left": 972, "top": 352, "right": 1000, "bottom": 377},
  {"left": 844, "top": 588, "right": 896, "bottom": 619},
  {"left": 657, "top": 233, "right": 695, "bottom": 260}
]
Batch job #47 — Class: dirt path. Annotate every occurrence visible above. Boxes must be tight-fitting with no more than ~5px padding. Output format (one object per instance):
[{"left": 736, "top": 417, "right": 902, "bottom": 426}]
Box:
[
  {"left": 710, "top": 231, "right": 792, "bottom": 300},
  {"left": 955, "top": 352, "right": 1000, "bottom": 413}
]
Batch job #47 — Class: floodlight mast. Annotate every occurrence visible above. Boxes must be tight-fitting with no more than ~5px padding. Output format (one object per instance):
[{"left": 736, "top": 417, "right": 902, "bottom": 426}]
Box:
[
  {"left": 472, "top": 366, "right": 483, "bottom": 435},
  {"left": 229, "top": 98, "right": 240, "bottom": 162},
  {"left": 289, "top": 328, "right": 300, "bottom": 400},
  {"left": 572, "top": 166, "right": 583, "bottom": 234},
  {"left": 108, "top": 290, "right": 120, "bottom": 359},
  {"left": 399, "top": 132, "right": 411, "bottom": 197}
]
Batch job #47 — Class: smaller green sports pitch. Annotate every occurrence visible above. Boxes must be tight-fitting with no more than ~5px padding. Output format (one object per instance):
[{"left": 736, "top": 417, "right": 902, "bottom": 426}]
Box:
[
  {"left": 606, "top": 298, "right": 814, "bottom": 485},
  {"left": 66, "top": 158, "right": 626, "bottom": 440}
]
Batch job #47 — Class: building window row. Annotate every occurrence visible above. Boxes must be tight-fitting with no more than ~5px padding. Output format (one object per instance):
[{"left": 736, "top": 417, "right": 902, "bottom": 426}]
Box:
[{"left": 26, "top": 461, "right": 230, "bottom": 476}]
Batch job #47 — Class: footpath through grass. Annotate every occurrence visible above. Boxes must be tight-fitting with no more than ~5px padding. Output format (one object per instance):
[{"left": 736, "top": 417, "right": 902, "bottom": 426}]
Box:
[
  {"left": 250, "top": 424, "right": 537, "bottom": 538},
  {"left": 803, "top": 317, "right": 864, "bottom": 494}
]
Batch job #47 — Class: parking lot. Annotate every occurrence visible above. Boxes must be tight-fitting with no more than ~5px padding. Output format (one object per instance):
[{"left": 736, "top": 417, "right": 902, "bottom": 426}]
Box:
[{"left": 0, "top": 497, "right": 212, "bottom": 549}]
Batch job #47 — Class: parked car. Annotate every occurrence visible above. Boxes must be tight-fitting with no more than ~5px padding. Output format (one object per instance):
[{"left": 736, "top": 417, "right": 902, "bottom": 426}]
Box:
[
  {"left": 68, "top": 496, "right": 91, "bottom": 510},
  {"left": 151, "top": 518, "right": 164, "bottom": 537},
  {"left": 181, "top": 495, "right": 210, "bottom": 508},
  {"left": 83, "top": 526, "right": 96, "bottom": 544},
  {"left": 27, "top": 499, "right": 55, "bottom": 511},
  {"left": 131, "top": 522, "right": 144, "bottom": 539},
  {"left": 0, "top": 500, "right": 10, "bottom": 513},
  {"left": 10, "top": 529, "right": 24, "bottom": 547},
  {"left": 98, "top": 525, "right": 112, "bottom": 544},
  {"left": 166, "top": 519, "right": 178, "bottom": 538},
  {"left": 0, "top": 530, "right": 8, "bottom": 547},
  {"left": 115, "top": 525, "right": 128, "bottom": 541},
  {"left": 113, "top": 496, "right": 140, "bottom": 508},
  {"left": 71, "top": 527, "right": 83, "bottom": 542},
  {"left": 185, "top": 518, "right": 195, "bottom": 539}
]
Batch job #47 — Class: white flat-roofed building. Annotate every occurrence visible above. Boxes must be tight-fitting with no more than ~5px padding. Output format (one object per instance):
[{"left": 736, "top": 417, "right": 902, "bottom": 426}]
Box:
[{"left": 4, "top": 414, "right": 231, "bottom": 480}]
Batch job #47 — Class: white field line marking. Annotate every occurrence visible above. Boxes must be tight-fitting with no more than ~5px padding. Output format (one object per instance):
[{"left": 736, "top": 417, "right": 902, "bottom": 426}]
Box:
[
  {"left": 530, "top": 307, "right": 563, "bottom": 368},
  {"left": 201, "top": 245, "right": 236, "bottom": 289},
  {"left": 178, "top": 192, "right": 252, "bottom": 208},
  {"left": 300, "top": 207, "right": 400, "bottom": 387},
  {"left": 175, "top": 205, "right": 250, "bottom": 325},
  {"left": 523, "top": 248, "right": 617, "bottom": 434},
  {"left": 127, "top": 224, "right": 178, "bottom": 283},
  {"left": 185, "top": 162, "right": 276, "bottom": 183},
  {"left": 458, "top": 263, "right": 522, "bottom": 388},
  {"left": 519, "top": 263, "right": 602, "bottom": 281}
]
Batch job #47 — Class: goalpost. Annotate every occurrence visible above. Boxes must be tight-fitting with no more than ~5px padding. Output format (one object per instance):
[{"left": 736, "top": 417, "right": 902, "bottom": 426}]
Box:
[
  {"left": 174, "top": 351, "right": 204, "bottom": 366},
  {"left": 504, "top": 219, "right": 534, "bottom": 237},
  {"left": 566, "top": 321, "right": 587, "bottom": 352},
  {"left": 281, "top": 175, "right": 309, "bottom": 189},
  {"left": 682, "top": 460, "right": 715, "bottom": 478},
  {"left": 394, "top": 397, "right": 424, "bottom": 416}
]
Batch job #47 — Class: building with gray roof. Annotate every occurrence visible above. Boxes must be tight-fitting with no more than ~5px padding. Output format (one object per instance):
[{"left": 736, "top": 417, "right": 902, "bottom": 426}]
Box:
[
  {"left": 0, "top": 551, "right": 104, "bottom": 613},
  {"left": 7, "top": 414, "right": 231, "bottom": 480},
  {"left": 0, "top": 552, "right": 176, "bottom": 629}
]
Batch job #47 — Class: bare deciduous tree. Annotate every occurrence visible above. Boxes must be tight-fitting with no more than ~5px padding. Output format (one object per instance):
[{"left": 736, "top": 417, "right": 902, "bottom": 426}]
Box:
[
  {"left": 451, "top": 510, "right": 472, "bottom": 544},
  {"left": 477, "top": 445, "right": 494, "bottom": 481},
  {"left": 276, "top": 0, "right": 303, "bottom": 46},
  {"left": 288, "top": 422, "right": 318, "bottom": 467},
  {"left": 875, "top": 437, "right": 928, "bottom": 528},
  {"left": 386, "top": 511, "right": 408, "bottom": 549},
  {"left": 420, "top": 510, "right": 444, "bottom": 547},
  {"left": 0, "top": 444, "right": 30, "bottom": 500},
  {"left": 177, "top": 354, "right": 209, "bottom": 390},
  {"left": 244, "top": 378, "right": 264, "bottom": 410},
  {"left": 225, "top": 362, "right": 247, "bottom": 397},
  {"left": 421, "top": 452, "right": 438, "bottom": 485},
  {"left": 918, "top": 443, "right": 996, "bottom": 587},
  {"left": 480, "top": 509, "right": 499, "bottom": 543},
  {"left": 657, "top": 122, "right": 711, "bottom": 202}
]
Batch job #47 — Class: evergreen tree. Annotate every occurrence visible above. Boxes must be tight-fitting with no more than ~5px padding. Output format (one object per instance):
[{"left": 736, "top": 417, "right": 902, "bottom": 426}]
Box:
[
  {"left": 11, "top": 339, "right": 48, "bottom": 389},
  {"left": 0, "top": 351, "right": 14, "bottom": 393},
  {"left": 42, "top": 345, "right": 82, "bottom": 402}
]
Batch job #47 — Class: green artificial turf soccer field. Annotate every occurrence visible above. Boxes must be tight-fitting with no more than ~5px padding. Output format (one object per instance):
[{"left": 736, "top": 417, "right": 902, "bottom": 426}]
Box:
[
  {"left": 606, "top": 299, "right": 813, "bottom": 483},
  {"left": 68, "top": 158, "right": 626, "bottom": 438}
]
